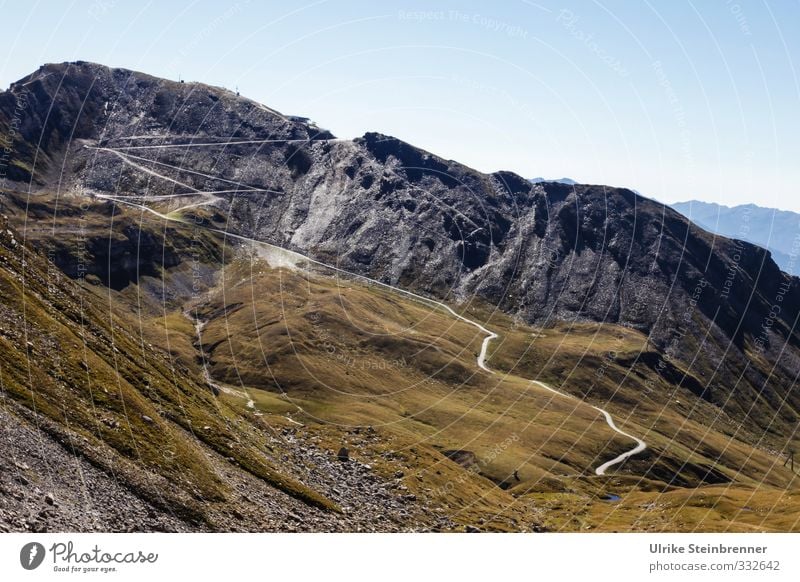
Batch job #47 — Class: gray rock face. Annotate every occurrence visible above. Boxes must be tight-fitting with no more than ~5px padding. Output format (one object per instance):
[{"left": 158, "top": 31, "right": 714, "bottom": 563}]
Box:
[{"left": 3, "top": 61, "right": 800, "bottom": 439}]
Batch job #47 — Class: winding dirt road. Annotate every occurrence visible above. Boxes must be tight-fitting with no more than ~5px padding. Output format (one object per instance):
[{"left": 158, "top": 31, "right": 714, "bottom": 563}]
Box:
[{"left": 87, "top": 141, "right": 647, "bottom": 476}]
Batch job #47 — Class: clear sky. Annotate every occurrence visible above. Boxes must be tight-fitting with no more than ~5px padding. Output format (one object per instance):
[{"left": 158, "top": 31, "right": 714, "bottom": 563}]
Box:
[{"left": 1, "top": 1, "right": 798, "bottom": 211}]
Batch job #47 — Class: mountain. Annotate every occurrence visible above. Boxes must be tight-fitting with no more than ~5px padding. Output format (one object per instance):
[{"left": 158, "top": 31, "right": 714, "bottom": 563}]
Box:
[
  {"left": 672, "top": 200, "right": 800, "bottom": 274},
  {"left": 529, "top": 177, "right": 577, "bottom": 185},
  {"left": 1, "top": 61, "right": 799, "bottom": 532}
]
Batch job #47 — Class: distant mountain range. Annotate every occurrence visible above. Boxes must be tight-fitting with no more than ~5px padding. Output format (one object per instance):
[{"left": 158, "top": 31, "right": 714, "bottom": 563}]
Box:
[
  {"left": 671, "top": 201, "right": 800, "bottom": 275},
  {"left": 529, "top": 177, "right": 577, "bottom": 185}
]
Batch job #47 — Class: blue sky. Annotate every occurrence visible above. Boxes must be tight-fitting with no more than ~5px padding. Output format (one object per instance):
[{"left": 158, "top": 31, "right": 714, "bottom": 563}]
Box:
[{"left": 2, "top": 1, "right": 798, "bottom": 211}]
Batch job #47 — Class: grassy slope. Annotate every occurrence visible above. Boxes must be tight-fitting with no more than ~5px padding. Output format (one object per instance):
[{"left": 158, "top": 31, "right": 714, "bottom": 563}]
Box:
[
  {"left": 0, "top": 200, "right": 339, "bottom": 522},
  {"left": 145, "top": 209, "right": 800, "bottom": 530},
  {"left": 4, "top": 192, "right": 799, "bottom": 531}
]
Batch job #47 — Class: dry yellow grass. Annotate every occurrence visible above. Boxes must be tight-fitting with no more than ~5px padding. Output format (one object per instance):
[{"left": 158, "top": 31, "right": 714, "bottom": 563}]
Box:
[
  {"left": 140, "top": 243, "right": 800, "bottom": 530},
  {"left": 12, "top": 194, "right": 798, "bottom": 531}
]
